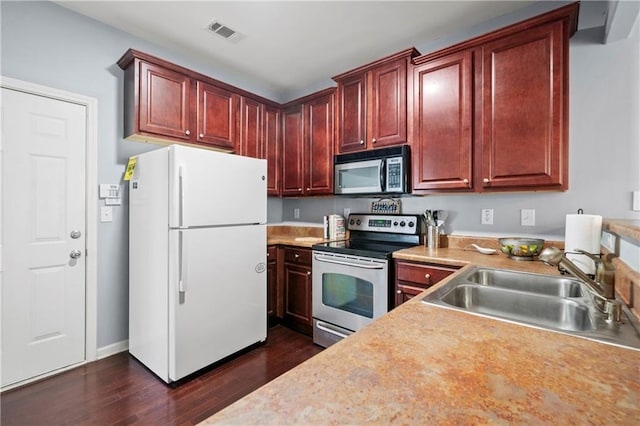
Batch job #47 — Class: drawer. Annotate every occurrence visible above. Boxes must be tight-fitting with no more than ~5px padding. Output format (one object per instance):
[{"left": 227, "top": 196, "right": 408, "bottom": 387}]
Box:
[
  {"left": 282, "top": 247, "right": 312, "bottom": 265},
  {"left": 395, "top": 261, "right": 458, "bottom": 288}
]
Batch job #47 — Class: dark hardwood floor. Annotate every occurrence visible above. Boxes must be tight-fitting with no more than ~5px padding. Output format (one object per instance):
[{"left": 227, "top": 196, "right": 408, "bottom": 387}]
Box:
[{"left": 1, "top": 325, "right": 323, "bottom": 425}]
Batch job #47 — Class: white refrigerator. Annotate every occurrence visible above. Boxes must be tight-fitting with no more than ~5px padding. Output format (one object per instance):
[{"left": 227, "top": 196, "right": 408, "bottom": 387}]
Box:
[{"left": 129, "top": 144, "right": 267, "bottom": 383}]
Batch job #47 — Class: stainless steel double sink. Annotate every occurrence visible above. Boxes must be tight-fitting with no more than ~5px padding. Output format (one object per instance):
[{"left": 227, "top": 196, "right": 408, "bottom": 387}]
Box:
[{"left": 422, "top": 266, "right": 640, "bottom": 350}]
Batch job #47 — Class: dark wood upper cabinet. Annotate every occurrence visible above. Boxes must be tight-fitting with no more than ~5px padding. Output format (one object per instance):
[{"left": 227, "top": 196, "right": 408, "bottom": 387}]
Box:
[
  {"left": 138, "top": 62, "right": 191, "bottom": 141},
  {"left": 411, "top": 50, "right": 474, "bottom": 192},
  {"left": 334, "top": 48, "right": 418, "bottom": 153},
  {"left": 410, "top": 2, "right": 578, "bottom": 193},
  {"left": 118, "top": 49, "right": 278, "bottom": 153},
  {"left": 263, "top": 105, "right": 281, "bottom": 196},
  {"left": 238, "top": 96, "right": 262, "bottom": 158},
  {"left": 480, "top": 20, "right": 567, "bottom": 190},
  {"left": 197, "top": 81, "right": 238, "bottom": 150},
  {"left": 281, "top": 104, "right": 305, "bottom": 196},
  {"left": 336, "top": 74, "right": 367, "bottom": 153},
  {"left": 281, "top": 88, "right": 335, "bottom": 197},
  {"left": 304, "top": 92, "right": 334, "bottom": 195}
]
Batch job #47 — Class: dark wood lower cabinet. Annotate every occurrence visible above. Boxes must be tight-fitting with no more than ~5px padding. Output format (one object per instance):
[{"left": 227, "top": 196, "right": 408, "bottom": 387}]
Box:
[
  {"left": 278, "top": 247, "right": 313, "bottom": 336},
  {"left": 394, "top": 260, "right": 459, "bottom": 307}
]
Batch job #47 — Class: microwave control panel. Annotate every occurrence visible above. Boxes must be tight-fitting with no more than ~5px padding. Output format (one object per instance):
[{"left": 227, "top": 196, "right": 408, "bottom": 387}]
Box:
[
  {"left": 385, "top": 157, "right": 403, "bottom": 191},
  {"left": 347, "top": 214, "right": 420, "bottom": 235}
]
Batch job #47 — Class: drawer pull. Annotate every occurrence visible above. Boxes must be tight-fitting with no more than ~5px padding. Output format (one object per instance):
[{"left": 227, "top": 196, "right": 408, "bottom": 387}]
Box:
[
  {"left": 294, "top": 253, "right": 300, "bottom": 259},
  {"left": 425, "top": 274, "right": 431, "bottom": 280}
]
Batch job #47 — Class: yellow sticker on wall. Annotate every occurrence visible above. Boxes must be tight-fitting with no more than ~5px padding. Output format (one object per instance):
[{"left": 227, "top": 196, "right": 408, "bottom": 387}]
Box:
[{"left": 124, "top": 156, "right": 137, "bottom": 181}]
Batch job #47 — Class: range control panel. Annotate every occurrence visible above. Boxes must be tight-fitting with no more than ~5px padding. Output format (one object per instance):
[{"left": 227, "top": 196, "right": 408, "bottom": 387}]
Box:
[{"left": 347, "top": 214, "right": 420, "bottom": 235}]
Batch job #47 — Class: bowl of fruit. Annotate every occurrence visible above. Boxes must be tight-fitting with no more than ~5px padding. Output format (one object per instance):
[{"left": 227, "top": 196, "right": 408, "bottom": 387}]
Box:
[{"left": 498, "top": 238, "right": 545, "bottom": 261}]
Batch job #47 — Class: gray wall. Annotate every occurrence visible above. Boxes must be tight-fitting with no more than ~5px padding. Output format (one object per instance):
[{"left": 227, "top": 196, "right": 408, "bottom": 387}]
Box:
[{"left": 2, "top": 1, "right": 638, "bottom": 350}]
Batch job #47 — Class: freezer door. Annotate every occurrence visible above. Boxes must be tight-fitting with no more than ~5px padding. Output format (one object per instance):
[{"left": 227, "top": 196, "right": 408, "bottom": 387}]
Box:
[
  {"left": 168, "top": 224, "right": 267, "bottom": 381},
  {"left": 168, "top": 145, "right": 267, "bottom": 228}
]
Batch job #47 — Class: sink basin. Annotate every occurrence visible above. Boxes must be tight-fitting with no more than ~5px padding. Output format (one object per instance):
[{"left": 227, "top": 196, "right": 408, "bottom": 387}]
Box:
[
  {"left": 466, "top": 268, "right": 584, "bottom": 297},
  {"left": 422, "top": 266, "right": 640, "bottom": 350},
  {"left": 440, "top": 284, "right": 594, "bottom": 332}
]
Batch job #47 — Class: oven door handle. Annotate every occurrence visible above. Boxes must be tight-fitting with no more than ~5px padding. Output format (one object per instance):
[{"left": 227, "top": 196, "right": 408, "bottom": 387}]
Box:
[
  {"left": 314, "top": 254, "right": 385, "bottom": 269},
  {"left": 316, "top": 321, "right": 351, "bottom": 339}
]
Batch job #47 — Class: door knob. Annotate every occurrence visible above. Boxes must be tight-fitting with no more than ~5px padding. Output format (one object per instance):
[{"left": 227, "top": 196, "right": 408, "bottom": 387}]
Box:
[
  {"left": 70, "top": 250, "right": 82, "bottom": 259},
  {"left": 70, "top": 230, "right": 82, "bottom": 239}
]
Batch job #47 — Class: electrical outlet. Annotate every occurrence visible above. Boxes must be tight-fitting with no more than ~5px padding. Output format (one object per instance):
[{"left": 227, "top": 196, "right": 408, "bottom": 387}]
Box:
[
  {"left": 293, "top": 208, "right": 300, "bottom": 219},
  {"left": 100, "top": 206, "right": 113, "bottom": 223},
  {"left": 343, "top": 208, "right": 351, "bottom": 219},
  {"left": 521, "top": 209, "right": 535, "bottom": 226},
  {"left": 481, "top": 209, "right": 494, "bottom": 225},
  {"left": 633, "top": 190, "right": 640, "bottom": 211}
]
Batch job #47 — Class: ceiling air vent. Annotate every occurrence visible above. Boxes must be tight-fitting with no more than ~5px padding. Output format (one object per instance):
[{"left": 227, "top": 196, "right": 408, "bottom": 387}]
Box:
[{"left": 207, "top": 20, "right": 241, "bottom": 41}]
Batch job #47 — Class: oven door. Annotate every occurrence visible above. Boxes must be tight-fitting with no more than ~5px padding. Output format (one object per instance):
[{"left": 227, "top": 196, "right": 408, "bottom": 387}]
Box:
[{"left": 312, "top": 251, "right": 388, "bottom": 333}]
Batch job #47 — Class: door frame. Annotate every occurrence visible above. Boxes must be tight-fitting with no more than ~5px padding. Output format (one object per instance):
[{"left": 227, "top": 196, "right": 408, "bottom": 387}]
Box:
[{"left": 1, "top": 76, "right": 98, "bottom": 364}]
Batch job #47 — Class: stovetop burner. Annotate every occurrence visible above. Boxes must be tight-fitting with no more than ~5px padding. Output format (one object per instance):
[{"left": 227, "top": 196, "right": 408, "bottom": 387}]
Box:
[{"left": 312, "top": 213, "right": 422, "bottom": 259}]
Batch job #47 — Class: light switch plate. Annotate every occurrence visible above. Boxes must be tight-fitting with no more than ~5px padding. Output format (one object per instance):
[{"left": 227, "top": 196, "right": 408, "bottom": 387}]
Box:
[
  {"left": 633, "top": 190, "right": 640, "bottom": 211},
  {"left": 99, "top": 184, "right": 121, "bottom": 199},
  {"left": 481, "top": 209, "right": 494, "bottom": 225}
]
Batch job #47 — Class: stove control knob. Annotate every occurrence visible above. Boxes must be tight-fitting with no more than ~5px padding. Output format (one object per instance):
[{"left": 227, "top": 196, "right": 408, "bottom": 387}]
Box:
[
  {"left": 400, "top": 221, "right": 406, "bottom": 227},
  {"left": 393, "top": 221, "right": 399, "bottom": 227},
  {"left": 350, "top": 219, "right": 355, "bottom": 225},
  {"left": 408, "top": 221, "right": 415, "bottom": 227},
  {"left": 356, "top": 220, "right": 361, "bottom": 225}
]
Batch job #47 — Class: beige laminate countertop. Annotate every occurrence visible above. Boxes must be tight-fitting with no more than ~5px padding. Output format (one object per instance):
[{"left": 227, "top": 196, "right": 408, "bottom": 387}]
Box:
[{"left": 205, "top": 245, "right": 640, "bottom": 424}]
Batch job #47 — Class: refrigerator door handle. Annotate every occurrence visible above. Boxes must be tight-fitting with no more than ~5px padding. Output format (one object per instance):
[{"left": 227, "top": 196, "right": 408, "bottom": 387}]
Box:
[
  {"left": 178, "top": 166, "right": 185, "bottom": 228},
  {"left": 179, "top": 230, "right": 187, "bottom": 293}
]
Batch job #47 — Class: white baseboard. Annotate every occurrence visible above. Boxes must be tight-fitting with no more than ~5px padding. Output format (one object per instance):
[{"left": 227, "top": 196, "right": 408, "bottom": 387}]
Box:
[{"left": 96, "top": 339, "right": 129, "bottom": 359}]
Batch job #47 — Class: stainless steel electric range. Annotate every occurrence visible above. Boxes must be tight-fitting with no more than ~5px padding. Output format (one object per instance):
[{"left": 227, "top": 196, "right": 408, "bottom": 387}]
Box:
[{"left": 311, "top": 213, "right": 421, "bottom": 347}]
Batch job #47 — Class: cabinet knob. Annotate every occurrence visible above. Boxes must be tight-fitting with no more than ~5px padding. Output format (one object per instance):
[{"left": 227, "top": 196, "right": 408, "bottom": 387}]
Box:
[
  {"left": 306, "top": 187, "right": 310, "bottom": 191},
  {"left": 199, "top": 133, "right": 204, "bottom": 138},
  {"left": 372, "top": 138, "right": 377, "bottom": 144},
  {"left": 185, "top": 130, "right": 191, "bottom": 136},
  {"left": 359, "top": 140, "right": 365, "bottom": 145},
  {"left": 483, "top": 178, "right": 490, "bottom": 184},
  {"left": 298, "top": 188, "right": 302, "bottom": 192},
  {"left": 266, "top": 252, "right": 270, "bottom": 257},
  {"left": 424, "top": 273, "right": 431, "bottom": 280},
  {"left": 396, "top": 290, "right": 402, "bottom": 294},
  {"left": 463, "top": 178, "right": 469, "bottom": 184},
  {"left": 294, "top": 253, "right": 300, "bottom": 258},
  {"left": 307, "top": 271, "right": 311, "bottom": 276}
]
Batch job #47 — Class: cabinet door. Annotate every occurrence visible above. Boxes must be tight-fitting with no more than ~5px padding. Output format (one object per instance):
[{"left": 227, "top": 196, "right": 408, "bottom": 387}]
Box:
[
  {"left": 196, "top": 81, "right": 238, "bottom": 150},
  {"left": 267, "top": 246, "right": 278, "bottom": 324},
  {"left": 481, "top": 21, "right": 566, "bottom": 190},
  {"left": 263, "top": 106, "right": 281, "bottom": 196},
  {"left": 412, "top": 51, "right": 473, "bottom": 191},
  {"left": 139, "top": 61, "right": 191, "bottom": 141},
  {"left": 369, "top": 59, "right": 407, "bottom": 148},
  {"left": 283, "top": 263, "right": 312, "bottom": 335},
  {"left": 239, "top": 97, "right": 263, "bottom": 158},
  {"left": 305, "top": 93, "right": 334, "bottom": 195},
  {"left": 281, "top": 105, "right": 305, "bottom": 196},
  {"left": 337, "top": 74, "right": 367, "bottom": 153}
]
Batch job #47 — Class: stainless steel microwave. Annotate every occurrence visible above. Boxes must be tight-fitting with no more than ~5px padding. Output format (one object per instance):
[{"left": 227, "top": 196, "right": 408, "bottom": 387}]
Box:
[{"left": 334, "top": 145, "right": 410, "bottom": 195}]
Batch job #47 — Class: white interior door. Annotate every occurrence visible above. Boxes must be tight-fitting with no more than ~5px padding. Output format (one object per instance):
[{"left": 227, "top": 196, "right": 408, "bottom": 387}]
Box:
[{"left": 1, "top": 87, "right": 87, "bottom": 387}]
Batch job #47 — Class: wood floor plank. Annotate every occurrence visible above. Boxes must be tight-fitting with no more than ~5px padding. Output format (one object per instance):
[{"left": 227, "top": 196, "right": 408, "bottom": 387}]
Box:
[{"left": 1, "top": 325, "right": 323, "bottom": 425}]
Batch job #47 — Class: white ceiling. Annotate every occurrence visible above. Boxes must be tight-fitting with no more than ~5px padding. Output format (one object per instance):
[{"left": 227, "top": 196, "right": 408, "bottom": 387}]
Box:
[{"left": 54, "top": 1, "right": 601, "bottom": 101}]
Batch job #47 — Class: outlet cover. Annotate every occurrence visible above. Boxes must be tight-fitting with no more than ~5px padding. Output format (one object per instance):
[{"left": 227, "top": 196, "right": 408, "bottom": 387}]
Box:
[
  {"left": 481, "top": 209, "right": 494, "bottom": 225},
  {"left": 293, "top": 208, "right": 300, "bottom": 219},
  {"left": 633, "top": 190, "right": 640, "bottom": 211},
  {"left": 521, "top": 209, "right": 535, "bottom": 226},
  {"left": 343, "top": 208, "right": 351, "bottom": 219},
  {"left": 100, "top": 206, "right": 113, "bottom": 223}
]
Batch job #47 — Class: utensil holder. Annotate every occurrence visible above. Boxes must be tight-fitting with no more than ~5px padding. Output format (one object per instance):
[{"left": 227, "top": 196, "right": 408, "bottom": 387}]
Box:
[{"left": 426, "top": 225, "right": 440, "bottom": 249}]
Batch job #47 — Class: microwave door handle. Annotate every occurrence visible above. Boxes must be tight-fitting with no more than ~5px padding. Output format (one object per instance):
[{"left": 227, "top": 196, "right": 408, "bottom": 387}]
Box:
[{"left": 379, "top": 159, "right": 385, "bottom": 192}]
